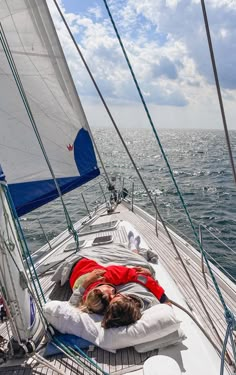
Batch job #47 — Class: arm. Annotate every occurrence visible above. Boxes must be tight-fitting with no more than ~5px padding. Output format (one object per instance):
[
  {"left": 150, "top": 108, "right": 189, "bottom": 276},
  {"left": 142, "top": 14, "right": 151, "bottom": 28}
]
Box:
[
  {"left": 69, "top": 285, "right": 85, "bottom": 306},
  {"left": 160, "top": 293, "right": 172, "bottom": 305},
  {"left": 105, "top": 265, "right": 138, "bottom": 285},
  {"left": 134, "top": 266, "right": 152, "bottom": 276},
  {"left": 69, "top": 269, "right": 105, "bottom": 306},
  {"left": 105, "top": 265, "right": 166, "bottom": 302},
  {"left": 136, "top": 274, "right": 165, "bottom": 301},
  {"left": 105, "top": 265, "right": 153, "bottom": 285}
]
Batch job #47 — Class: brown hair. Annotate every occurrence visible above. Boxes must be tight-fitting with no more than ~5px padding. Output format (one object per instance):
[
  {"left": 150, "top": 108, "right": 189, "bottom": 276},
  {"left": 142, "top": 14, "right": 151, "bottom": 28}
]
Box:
[
  {"left": 101, "top": 297, "right": 142, "bottom": 329},
  {"left": 81, "top": 289, "right": 109, "bottom": 314}
]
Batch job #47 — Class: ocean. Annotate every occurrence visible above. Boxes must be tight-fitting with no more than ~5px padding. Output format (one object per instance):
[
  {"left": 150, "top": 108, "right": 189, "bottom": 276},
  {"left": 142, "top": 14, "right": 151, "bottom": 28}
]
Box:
[{"left": 21, "top": 128, "right": 236, "bottom": 282}]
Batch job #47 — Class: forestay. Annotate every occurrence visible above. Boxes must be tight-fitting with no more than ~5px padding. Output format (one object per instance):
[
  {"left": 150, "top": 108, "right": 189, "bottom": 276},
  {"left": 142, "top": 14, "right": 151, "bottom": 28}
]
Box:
[{"left": 0, "top": 0, "right": 100, "bottom": 216}]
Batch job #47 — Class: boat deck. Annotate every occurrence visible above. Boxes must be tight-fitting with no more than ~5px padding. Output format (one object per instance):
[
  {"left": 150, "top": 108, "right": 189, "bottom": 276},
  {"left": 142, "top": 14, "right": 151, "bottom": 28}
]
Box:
[{"left": 0, "top": 201, "right": 235, "bottom": 374}]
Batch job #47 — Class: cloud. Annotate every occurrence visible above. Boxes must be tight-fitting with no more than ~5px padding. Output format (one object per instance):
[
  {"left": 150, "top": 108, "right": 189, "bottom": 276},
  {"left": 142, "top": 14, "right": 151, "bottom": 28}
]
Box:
[
  {"left": 151, "top": 57, "right": 178, "bottom": 80},
  {"left": 47, "top": 0, "right": 236, "bottom": 128},
  {"left": 127, "top": 0, "right": 236, "bottom": 90},
  {"left": 47, "top": 0, "right": 190, "bottom": 106},
  {"left": 88, "top": 5, "right": 103, "bottom": 20}
]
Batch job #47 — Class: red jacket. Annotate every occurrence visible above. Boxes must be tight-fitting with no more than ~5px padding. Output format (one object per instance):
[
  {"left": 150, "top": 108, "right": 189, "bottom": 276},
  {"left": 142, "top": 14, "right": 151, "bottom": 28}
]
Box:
[{"left": 69, "top": 258, "right": 164, "bottom": 301}]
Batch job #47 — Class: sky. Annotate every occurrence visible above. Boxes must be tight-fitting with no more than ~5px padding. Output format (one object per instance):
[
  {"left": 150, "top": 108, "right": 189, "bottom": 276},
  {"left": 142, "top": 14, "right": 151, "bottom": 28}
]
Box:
[{"left": 47, "top": 0, "right": 236, "bottom": 129}]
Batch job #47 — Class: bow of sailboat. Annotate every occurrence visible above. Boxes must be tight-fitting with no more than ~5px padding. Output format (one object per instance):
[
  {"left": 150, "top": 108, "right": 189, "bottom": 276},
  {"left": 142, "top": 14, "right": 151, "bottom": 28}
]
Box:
[
  {"left": 1, "top": 199, "right": 234, "bottom": 374},
  {"left": 0, "top": 0, "right": 235, "bottom": 374}
]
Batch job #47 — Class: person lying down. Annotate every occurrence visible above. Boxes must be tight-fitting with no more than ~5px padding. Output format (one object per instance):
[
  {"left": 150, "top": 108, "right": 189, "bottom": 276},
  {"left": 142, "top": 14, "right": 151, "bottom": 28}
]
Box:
[{"left": 69, "top": 257, "right": 171, "bottom": 329}]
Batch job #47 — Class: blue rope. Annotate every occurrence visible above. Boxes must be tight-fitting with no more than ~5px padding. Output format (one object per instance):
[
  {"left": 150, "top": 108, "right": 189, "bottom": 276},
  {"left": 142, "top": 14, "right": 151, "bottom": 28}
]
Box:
[
  {"left": 73, "top": 344, "right": 109, "bottom": 375},
  {"left": 102, "top": 0, "right": 227, "bottom": 308},
  {"left": 102, "top": 0, "right": 232, "bottom": 312},
  {"left": 52, "top": 336, "right": 108, "bottom": 374},
  {"left": 220, "top": 311, "right": 236, "bottom": 374}
]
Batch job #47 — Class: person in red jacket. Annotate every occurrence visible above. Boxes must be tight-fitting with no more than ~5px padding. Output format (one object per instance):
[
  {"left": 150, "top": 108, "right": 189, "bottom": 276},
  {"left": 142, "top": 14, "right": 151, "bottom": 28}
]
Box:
[{"left": 69, "top": 257, "right": 169, "bottom": 328}]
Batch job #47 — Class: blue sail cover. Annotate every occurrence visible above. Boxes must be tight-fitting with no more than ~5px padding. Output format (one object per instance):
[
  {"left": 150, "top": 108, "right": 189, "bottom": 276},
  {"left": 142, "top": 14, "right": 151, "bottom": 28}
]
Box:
[{"left": 0, "top": 0, "right": 100, "bottom": 216}]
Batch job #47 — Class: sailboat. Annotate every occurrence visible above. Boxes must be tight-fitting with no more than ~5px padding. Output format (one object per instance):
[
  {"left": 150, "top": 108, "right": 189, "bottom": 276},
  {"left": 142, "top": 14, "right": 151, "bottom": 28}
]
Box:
[{"left": 0, "top": 0, "right": 235, "bottom": 374}]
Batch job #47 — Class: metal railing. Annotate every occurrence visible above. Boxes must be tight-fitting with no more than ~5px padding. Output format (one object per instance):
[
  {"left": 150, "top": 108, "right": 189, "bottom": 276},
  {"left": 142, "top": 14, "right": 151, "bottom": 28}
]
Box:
[
  {"left": 121, "top": 176, "right": 236, "bottom": 284},
  {"left": 20, "top": 176, "right": 109, "bottom": 254},
  {"left": 19, "top": 174, "right": 236, "bottom": 284}
]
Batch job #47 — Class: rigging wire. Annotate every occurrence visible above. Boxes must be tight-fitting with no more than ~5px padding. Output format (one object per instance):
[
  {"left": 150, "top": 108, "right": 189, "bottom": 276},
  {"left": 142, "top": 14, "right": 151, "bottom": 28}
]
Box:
[
  {"left": 200, "top": 0, "right": 236, "bottom": 186},
  {"left": 102, "top": 0, "right": 236, "bottom": 364},
  {"left": 52, "top": 1, "right": 234, "bottom": 362},
  {"left": 0, "top": 189, "right": 26, "bottom": 338},
  {"left": 1, "top": 185, "right": 94, "bottom": 373},
  {"left": 51, "top": 337, "right": 108, "bottom": 375},
  {"left": 0, "top": 182, "right": 55, "bottom": 362},
  {"left": 2, "top": 178, "right": 105, "bottom": 371},
  {"left": 54, "top": 0, "right": 234, "bottom": 363},
  {"left": 51, "top": 0, "right": 197, "bottom": 267},
  {"left": 0, "top": 180, "right": 105, "bottom": 371},
  {"left": 48, "top": 0, "right": 112, "bottom": 188},
  {"left": 201, "top": 1, "right": 236, "bottom": 370},
  {"left": 0, "top": 1, "right": 234, "bottom": 374},
  {"left": 4, "top": 184, "right": 46, "bottom": 306},
  {"left": 170, "top": 299, "right": 221, "bottom": 355},
  {"left": 4, "top": 0, "right": 112, "bottom": 188},
  {"left": 148, "top": 188, "right": 236, "bottom": 266},
  {"left": 49, "top": 0, "right": 114, "bottom": 190},
  {"left": 0, "top": 187, "right": 49, "bottom": 334},
  {"left": 28, "top": 353, "right": 66, "bottom": 375},
  {"left": 1, "top": 184, "right": 99, "bottom": 373}
]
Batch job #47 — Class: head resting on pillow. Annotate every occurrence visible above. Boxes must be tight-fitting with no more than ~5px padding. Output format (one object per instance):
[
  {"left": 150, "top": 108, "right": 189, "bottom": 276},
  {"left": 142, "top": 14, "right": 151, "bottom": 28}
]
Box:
[{"left": 101, "top": 294, "right": 142, "bottom": 328}]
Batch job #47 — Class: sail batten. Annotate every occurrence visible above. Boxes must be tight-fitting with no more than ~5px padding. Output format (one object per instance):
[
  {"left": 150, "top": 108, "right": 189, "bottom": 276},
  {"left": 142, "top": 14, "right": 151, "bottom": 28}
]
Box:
[{"left": 0, "top": 0, "right": 100, "bottom": 216}]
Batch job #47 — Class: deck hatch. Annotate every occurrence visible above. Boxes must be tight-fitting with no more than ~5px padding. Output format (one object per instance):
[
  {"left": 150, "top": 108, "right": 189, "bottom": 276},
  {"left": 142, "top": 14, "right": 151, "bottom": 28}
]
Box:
[
  {"left": 92, "top": 235, "right": 113, "bottom": 246},
  {"left": 64, "top": 240, "right": 86, "bottom": 252},
  {"left": 79, "top": 220, "right": 119, "bottom": 235}
]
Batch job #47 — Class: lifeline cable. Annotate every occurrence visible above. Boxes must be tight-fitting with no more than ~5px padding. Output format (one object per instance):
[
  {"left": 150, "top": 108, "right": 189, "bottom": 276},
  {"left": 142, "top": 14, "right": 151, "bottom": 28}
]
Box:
[
  {"left": 52, "top": 0, "right": 233, "bottom": 363},
  {"left": 102, "top": 1, "right": 236, "bottom": 368}
]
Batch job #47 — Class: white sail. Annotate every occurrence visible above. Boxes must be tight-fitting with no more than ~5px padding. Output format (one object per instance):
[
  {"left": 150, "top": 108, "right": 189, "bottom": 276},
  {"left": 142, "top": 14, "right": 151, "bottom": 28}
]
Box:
[{"left": 0, "top": 0, "right": 99, "bottom": 216}]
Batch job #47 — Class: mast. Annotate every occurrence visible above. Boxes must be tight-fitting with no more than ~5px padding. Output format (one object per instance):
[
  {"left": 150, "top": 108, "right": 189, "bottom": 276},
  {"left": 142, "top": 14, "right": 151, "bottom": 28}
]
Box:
[{"left": 0, "top": 170, "right": 44, "bottom": 353}]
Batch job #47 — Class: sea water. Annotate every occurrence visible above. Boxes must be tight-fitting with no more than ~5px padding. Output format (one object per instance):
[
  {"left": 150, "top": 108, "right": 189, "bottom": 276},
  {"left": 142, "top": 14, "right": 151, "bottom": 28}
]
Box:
[{"left": 21, "top": 128, "right": 236, "bottom": 282}]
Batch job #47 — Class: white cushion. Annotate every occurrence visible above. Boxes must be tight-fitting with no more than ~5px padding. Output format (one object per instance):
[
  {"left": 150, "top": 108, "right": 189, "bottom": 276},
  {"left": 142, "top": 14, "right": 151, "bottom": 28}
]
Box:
[
  {"left": 43, "top": 301, "right": 181, "bottom": 352},
  {"left": 134, "top": 328, "right": 186, "bottom": 353}
]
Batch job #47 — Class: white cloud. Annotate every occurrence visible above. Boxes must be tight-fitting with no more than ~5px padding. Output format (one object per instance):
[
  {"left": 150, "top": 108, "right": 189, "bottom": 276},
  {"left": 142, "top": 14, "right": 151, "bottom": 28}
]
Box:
[
  {"left": 47, "top": 0, "right": 236, "bottom": 129},
  {"left": 88, "top": 5, "right": 103, "bottom": 20},
  {"left": 206, "top": 0, "right": 236, "bottom": 10}
]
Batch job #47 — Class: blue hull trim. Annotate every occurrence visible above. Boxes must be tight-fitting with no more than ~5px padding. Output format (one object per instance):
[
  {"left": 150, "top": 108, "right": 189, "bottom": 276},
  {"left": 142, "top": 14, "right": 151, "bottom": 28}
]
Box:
[{"left": 9, "top": 168, "right": 100, "bottom": 217}]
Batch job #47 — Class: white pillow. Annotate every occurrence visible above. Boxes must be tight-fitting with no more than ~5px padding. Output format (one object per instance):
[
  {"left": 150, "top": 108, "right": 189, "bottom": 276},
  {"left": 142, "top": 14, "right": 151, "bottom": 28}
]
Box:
[
  {"left": 43, "top": 301, "right": 181, "bottom": 352},
  {"left": 134, "top": 328, "right": 186, "bottom": 353}
]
